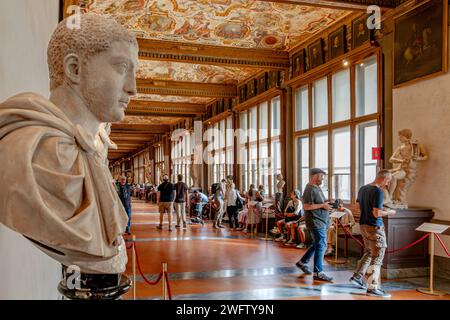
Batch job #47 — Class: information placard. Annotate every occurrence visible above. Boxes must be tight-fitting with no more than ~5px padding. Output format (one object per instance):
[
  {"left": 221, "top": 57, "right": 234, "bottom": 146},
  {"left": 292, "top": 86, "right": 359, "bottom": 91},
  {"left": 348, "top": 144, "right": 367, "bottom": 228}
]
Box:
[
  {"left": 330, "top": 211, "right": 346, "bottom": 219},
  {"left": 416, "top": 223, "right": 449, "bottom": 234}
]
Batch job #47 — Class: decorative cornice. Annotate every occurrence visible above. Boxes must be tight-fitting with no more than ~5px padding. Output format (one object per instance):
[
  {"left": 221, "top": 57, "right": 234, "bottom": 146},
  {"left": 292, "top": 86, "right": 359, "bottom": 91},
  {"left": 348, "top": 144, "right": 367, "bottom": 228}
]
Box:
[
  {"left": 127, "top": 100, "right": 206, "bottom": 117},
  {"left": 136, "top": 79, "right": 237, "bottom": 98},
  {"left": 137, "top": 38, "right": 289, "bottom": 70}
]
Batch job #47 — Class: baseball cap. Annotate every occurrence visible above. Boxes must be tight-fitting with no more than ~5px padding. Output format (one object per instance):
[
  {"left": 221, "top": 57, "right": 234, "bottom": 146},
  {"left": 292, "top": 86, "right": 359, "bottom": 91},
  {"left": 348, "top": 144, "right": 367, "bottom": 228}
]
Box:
[{"left": 310, "top": 168, "right": 327, "bottom": 176}]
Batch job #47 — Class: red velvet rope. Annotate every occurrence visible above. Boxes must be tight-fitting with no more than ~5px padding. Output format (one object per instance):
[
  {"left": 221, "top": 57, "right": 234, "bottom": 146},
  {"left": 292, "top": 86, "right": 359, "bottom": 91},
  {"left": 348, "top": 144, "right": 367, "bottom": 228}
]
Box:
[
  {"left": 336, "top": 219, "right": 430, "bottom": 254},
  {"left": 337, "top": 219, "right": 364, "bottom": 248},
  {"left": 386, "top": 233, "right": 430, "bottom": 254},
  {"left": 125, "top": 242, "right": 134, "bottom": 250},
  {"left": 164, "top": 272, "right": 173, "bottom": 300},
  {"left": 133, "top": 242, "right": 164, "bottom": 286},
  {"left": 435, "top": 234, "right": 450, "bottom": 257}
]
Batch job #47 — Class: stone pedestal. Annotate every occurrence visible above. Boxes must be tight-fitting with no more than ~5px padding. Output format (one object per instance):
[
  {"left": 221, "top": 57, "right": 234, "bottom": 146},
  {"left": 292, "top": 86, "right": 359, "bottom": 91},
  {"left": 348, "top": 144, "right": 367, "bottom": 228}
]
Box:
[
  {"left": 382, "top": 207, "right": 434, "bottom": 279},
  {"left": 58, "top": 266, "right": 131, "bottom": 300}
]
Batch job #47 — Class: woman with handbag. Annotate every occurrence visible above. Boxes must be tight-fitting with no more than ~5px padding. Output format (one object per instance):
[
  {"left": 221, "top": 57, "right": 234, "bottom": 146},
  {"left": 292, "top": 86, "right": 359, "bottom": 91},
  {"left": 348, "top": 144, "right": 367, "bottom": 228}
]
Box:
[{"left": 225, "top": 182, "right": 244, "bottom": 230}]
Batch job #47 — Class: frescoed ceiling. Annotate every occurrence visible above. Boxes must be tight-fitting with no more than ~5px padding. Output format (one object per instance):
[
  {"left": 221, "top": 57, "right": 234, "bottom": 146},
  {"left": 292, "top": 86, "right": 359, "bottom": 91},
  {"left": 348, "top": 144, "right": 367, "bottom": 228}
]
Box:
[
  {"left": 119, "top": 115, "right": 184, "bottom": 125},
  {"left": 134, "top": 93, "right": 213, "bottom": 104},
  {"left": 137, "top": 60, "right": 262, "bottom": 84},
  {"left": 69, "top": 0, "right": 360, "bottom": 160},
  {"left": 84, "top": 0, "right": 351, "bottom": 50}
]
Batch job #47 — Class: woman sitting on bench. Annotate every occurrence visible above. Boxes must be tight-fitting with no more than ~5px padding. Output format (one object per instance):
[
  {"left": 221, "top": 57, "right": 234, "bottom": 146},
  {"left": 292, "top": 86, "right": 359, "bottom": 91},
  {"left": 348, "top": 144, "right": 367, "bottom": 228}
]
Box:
[{"left": 275, "top": 189, "right": 302, "bottom": 243}]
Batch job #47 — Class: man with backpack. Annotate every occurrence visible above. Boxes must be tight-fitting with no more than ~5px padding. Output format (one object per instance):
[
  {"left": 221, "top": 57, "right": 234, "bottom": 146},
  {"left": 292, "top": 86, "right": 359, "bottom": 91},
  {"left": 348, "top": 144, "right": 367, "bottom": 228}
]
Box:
[
  {"left": 156, "top": 174, "right": 175, "bottom": 231},
  {"left": 174, "top": 174, "right": 188, "bottom": 229}
]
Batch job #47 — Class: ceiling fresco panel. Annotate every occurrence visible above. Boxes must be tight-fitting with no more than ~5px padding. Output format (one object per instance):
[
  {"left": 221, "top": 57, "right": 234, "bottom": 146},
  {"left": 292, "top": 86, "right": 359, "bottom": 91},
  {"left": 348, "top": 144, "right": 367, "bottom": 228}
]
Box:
[
  {"left": 85, "top": 0, "right": 352, "bottom": 50},
  {"left": 136, "top": 60, "right": 262, "bottom": 84}
]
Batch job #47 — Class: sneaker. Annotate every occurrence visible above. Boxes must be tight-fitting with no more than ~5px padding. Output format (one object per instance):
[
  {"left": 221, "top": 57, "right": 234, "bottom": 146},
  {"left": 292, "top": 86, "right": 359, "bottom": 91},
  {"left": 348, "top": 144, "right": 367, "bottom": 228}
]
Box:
[
  {"left": 367, "top": 288, "right": 392, "bottom": 298},
  {"left": 156, "top": 225, "right": 163, "bottom": 230},
  {"left": 296, "top": 243, "right": 306, "bottom": 249},
  {"left": 295, "top": 261, "right": 312, "bottom": 275},
  {"left": 313, "top": 272, "right": 334, "bottom": 282},
  {"left": 218, "top": 225, "right": 225, "bottom": 228},
  {"left": 350, "top": 275, "right": 368, "bottom": 289},
  {"left": 284, "top": 239, "right": 295, "bottom": 246},
  {"left": 325, "top": 248, "right": 334, "bottom": 256},
  {"left": 213, "top": 224, "right": 218, "bottom": 229},
  {"left": 168, "top": 227, "right": 173, "bottom": 232},
  {"left": 274, "top": 236, "right": 285, "bottom": 242}
]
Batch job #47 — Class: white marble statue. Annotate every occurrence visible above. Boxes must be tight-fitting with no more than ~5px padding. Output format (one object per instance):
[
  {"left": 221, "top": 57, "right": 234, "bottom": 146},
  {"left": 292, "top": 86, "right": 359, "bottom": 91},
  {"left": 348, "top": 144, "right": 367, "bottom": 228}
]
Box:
[
  {"left": 0, "top": 14, "right": 139, "bottom": 274},
  {"left": 385, "top": 129, "right": 428, "bottom": 209},
  {"left": 275, "top": 174, "right": 286, "bottom": 213}
]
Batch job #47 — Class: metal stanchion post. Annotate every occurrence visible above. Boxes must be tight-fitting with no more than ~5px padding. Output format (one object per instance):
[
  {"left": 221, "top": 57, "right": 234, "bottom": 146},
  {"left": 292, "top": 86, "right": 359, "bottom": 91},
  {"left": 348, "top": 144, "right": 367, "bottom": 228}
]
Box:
[
  {"left": 162, "top": 263, "right": 167, "bottom": 300},
  {"left": 417, "top": 233, "right": 446, "bottom": 296},
  {"left": 132, "top": 235, "right": 136, "bottom": 300},
  {"left": 260, "top": 207, "right": 272, "bottom": 241}
]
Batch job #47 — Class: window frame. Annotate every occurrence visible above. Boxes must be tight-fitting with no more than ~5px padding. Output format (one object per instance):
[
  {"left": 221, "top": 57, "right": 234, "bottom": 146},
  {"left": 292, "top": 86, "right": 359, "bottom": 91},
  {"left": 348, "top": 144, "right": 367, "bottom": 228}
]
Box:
[{"left": 292, "top": 48, "right": 382, "bottom": 203}]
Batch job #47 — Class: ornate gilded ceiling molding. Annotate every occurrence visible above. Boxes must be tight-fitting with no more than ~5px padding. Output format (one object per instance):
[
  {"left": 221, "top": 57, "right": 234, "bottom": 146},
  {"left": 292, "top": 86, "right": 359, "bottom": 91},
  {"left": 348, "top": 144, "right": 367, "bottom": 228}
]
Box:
[
  {"left": 137, "top": 39, "right": 289, "bottom": 70},
  {"left": 136, "top": 79, "right": 237, "bottom": 98},
  {"left": 111, "top": 124, "right": 170, "bottom": 133},
  {"left": 127, "top": 100, "right": 206, "bottom": 116}
]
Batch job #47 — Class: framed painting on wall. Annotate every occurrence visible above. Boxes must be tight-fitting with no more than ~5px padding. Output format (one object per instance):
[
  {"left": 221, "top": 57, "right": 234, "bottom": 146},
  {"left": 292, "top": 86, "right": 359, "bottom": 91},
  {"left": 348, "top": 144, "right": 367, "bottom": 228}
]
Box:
[
  {"left": 308, "top": 39, "right": 324, "bottom": 70},
  {"left": 328, "top": 26, "right": 347, "bottom": 60},
  {"left": 393, "top": 0, "right": 448, "bottom": 88},
  {"left": 246, "top": 79, "right": 256, "bottom": 100},
  {"left": 268, "top": 70, "right": 280, "bottom": 88},
  {"left": 352, "top": 14, "right": 372, "bottom": 49},
  {"left": 238, "top": 84, "right": 246, "bottom": 103},
  {"left": 257, "top": 73, "right": 268, "bottom": 94},
  {"left": 291, "top": 49, "right": 306, "bottom": 78}
]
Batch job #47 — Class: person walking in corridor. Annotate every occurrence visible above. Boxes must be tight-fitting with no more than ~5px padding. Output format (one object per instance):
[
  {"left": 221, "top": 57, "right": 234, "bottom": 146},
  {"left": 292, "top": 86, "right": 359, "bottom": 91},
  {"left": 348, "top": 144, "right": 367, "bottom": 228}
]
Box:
[
  {"left": 117, "top": 176, "right": 132, "bottom": 235},
  {"left": 295, "top": 168, "right": 334, "bottom": 282},
  {"left": 157, "top": 174, "right": 175, "bottom": 231},
  {"left": 350, "top": 169, "right": 396, "bottom": 298},
  {"left": 174, "top": 174, "right": 188, "bottom": 229}
]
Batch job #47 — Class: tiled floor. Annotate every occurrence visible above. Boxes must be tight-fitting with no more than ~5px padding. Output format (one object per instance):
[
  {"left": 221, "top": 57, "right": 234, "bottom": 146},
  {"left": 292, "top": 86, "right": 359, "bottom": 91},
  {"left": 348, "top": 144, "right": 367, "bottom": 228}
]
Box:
[{"left": 122, "top": 200, "right": 450, "bottom": 300}]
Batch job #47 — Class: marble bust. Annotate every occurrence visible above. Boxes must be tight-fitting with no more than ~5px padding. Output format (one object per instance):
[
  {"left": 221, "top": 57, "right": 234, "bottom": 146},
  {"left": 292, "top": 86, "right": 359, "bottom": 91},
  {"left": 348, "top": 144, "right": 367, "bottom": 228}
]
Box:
[
  {"left": 385, "top": 129, "right": 428, "bottom": 209},
  {"left": 0, "top": 14, "right": 138, "bottom": 274}
]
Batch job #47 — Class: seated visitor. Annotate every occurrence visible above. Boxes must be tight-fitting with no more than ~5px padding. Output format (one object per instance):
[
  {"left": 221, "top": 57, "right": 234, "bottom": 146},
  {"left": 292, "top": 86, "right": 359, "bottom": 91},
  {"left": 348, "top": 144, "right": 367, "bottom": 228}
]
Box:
[
  {"left": 190, "top": 190, "right": 204, "bottom": 225},
  {"left": 275, "top": 190, "right": 302, "bottom": 243},
  {"left": 325, "top": 200, "right": 355, "bottom": 256},
  {"left": 295, "top": 218, "right": 307, "bottom": 249}
]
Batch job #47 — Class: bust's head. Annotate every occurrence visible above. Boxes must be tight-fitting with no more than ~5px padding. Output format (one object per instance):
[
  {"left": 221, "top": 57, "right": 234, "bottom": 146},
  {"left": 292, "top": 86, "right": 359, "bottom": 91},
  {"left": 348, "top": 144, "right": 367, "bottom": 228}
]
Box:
[{"left": 47, "top": 13, "right": 138, "bottom": 123}]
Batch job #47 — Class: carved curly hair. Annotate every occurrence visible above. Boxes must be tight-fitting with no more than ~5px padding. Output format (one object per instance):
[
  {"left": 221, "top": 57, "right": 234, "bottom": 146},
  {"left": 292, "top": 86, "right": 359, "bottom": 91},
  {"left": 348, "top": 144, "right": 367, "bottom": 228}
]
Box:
[{"left": 47, "top": 13, "right": 138, "bottom": 90}]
